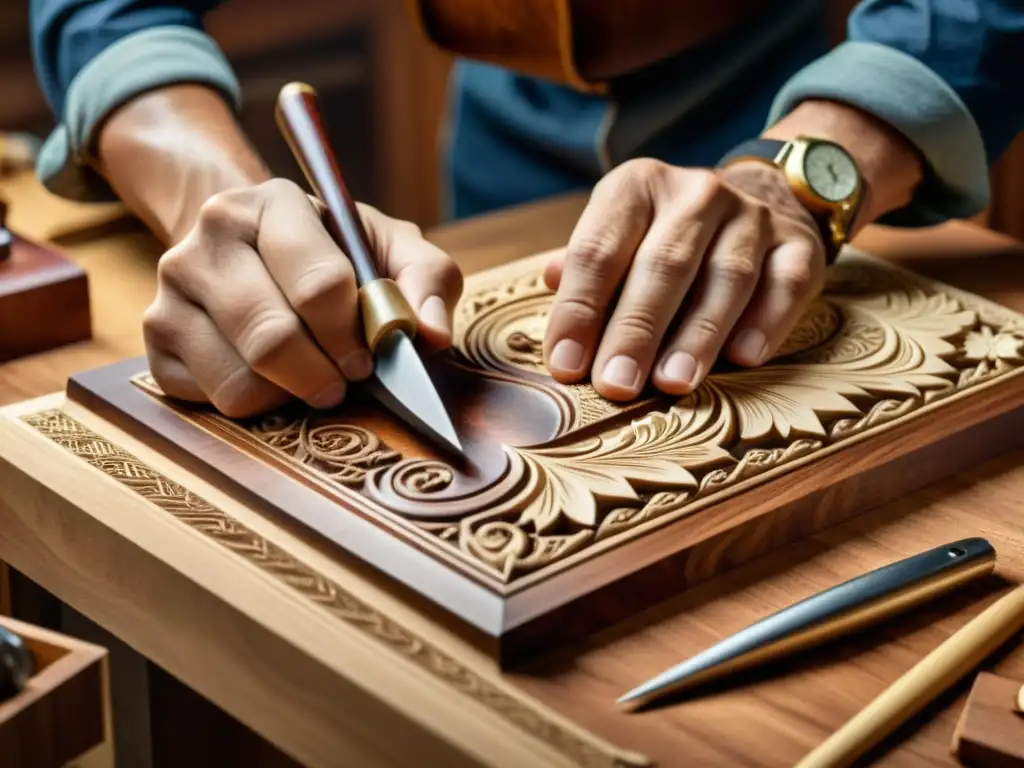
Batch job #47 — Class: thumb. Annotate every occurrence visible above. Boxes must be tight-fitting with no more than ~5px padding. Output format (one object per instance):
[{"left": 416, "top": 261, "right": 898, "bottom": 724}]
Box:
[{"left": 359, "top": 204, "right": 464, "bottom": 349}]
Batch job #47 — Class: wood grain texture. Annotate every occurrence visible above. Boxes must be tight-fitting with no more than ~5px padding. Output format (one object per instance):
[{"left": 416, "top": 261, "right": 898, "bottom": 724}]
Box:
[
  {"left": 0, "top": 615, "right": 109, "bottom": 767},
  {"left": 0, "top": 232, "right": 91, "bottom": 363},
  {"left": 64, "top": 244, "right": 1024, "bottom": 666},
  {"left": 794, "top": 584, "right": 1024, "bottom": 768},
  {"left": 0, "top": 395, "right": 648, "bottom": 768},
  {"left": 6, "top": 179, "right": 1024, "bottom": 766},
  {"left": 952, "top": 672, "right": 1024, "bottom": 767}
]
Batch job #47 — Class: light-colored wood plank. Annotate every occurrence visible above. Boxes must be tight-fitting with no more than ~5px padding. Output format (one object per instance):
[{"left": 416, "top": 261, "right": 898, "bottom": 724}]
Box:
[{"left": 0, "top": 393, "right": 647, "bottom": 768}]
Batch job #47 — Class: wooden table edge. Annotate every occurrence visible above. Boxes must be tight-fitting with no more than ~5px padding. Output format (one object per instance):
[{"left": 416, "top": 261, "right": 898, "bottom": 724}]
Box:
[{"left": 0, "top": 392, "right": 650, "bottom": 768}]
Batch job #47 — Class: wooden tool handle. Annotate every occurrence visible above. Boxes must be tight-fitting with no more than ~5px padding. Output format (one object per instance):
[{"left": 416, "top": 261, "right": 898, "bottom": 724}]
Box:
[
  {"left": 275, "top": 81, "right": 378, "bottom": 287},
  {"left": 796, "top": 583, "right": 1024, "bottom": 768}
]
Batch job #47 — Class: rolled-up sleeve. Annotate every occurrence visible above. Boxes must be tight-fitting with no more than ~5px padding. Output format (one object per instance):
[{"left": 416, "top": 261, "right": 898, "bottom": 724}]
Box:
[
  {"left": 30, "top": 0, "right": 239, "bottom": 202},
  {"left": 766, "top": 1, "right": 1024, "bottom": 227}
]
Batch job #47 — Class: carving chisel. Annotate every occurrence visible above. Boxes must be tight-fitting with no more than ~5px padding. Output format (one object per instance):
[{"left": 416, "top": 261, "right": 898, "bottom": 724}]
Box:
[
  {"left": 275, "top": 82, "right": 463, "bottom": 457},
  {"left": 617, "top": 537, "right": 996, "bottom": 710}
]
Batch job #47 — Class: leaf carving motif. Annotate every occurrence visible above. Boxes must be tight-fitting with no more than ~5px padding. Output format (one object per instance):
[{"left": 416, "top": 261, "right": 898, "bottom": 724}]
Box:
[
  {"left": 128, "top": 253, "right": 1024, "bottom": 585},
  {"left": 513, "top": 392, "right": 731, "bottom": 533}
]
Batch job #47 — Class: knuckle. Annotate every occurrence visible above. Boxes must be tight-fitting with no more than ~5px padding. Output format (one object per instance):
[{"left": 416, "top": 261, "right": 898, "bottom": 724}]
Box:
[
  {"left": 775, "top": 260, "right": 818, "bottom": 296},
  {"left": 568, "top": 233, "right": 621, "bottom": 276},
  {"left": 142, "top": 302, "right": 178, "bottom": 352},
  {"left": 611, "top": 309, "right": 660, "bottom": 343},
  {"left": 622, "top": 157, "right": 669, "bottom": 182},
  {"left": 156, "top": 243, "right": 199, "bottom": 290},
  {"left": 601, "top": 157, "right": 668, "bottom": 194},
  {"left": 689, "top": 314, "right": 723, "bottom": 342},
  {"left": 258, "top": 177, "right": 304, "bottom": 199},
  {"left": 639, "top": 240, "right": 699, "bottom": 278},
  {"left": 435, "top": 257, "right": 464, "bottom": 298},
  {"left": 709, "top": 254, "right": 759, "bottom": 287},
  {"left": 197, "top": 190, "right": 259, "bottom": 240},
  {"left": 236, "top": 307, "right": 304, "bottom": 370},
  {"left": 687, "top": 169, "right": 727, "bottom": 209},
  {"left": 291, "top": 262, "right": 356, "bottom": 314},
  {"left": 552, "top": 294, "right": 604, "bottom": 326}
]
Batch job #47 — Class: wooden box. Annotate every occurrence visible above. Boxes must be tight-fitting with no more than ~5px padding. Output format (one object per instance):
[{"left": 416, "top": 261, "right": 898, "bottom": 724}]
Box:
[
  {"left": 0, "top": 231, "right": 91, "bottom": 363},
  {"left": 0, "top": 616, "right": 109, "bottom": 767},
  {"left": 17, "top": 247, "right": 1024, "bottom": 667}
]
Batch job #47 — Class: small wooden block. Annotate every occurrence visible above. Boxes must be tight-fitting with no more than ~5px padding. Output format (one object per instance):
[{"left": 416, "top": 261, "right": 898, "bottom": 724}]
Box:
[
  {"left": 952, "top": 672, "right": 1024, "bottom": 767},
  {"left": 0, "top": 616, "right": 109, "bottom": 767},
  {"left": 0, "top": 230, "right": 91, "bottom": 363}
]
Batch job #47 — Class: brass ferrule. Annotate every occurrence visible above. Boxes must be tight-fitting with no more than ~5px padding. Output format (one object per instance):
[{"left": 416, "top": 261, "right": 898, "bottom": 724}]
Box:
[{"left": 358, "top": 278, "right": 418, "bottom": 352}]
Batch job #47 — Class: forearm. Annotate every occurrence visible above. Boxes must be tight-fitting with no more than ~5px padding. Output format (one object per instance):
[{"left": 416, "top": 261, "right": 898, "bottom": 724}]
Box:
[
  {"left": 762, "top": 98, "right": 923, "bottom": 235},
  {"left": 30, "top": 0, "right": 238, "bottom": 210},
  {"left": 95, "top": 85, "right": 271, "bottom": 244},
  {"left": 762, "top": 0, "right": 1017, "bottom": 227}
]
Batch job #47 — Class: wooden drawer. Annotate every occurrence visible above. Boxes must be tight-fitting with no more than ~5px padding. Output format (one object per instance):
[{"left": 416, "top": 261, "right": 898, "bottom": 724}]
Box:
[{"left": 0, "top": 616, "right": 110, "bottom": 768}]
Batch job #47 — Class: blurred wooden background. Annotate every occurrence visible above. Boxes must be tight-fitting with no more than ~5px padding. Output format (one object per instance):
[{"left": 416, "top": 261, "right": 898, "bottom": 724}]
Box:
[
  {"left": 0, "top": 0, "right": 453, "bottom": 228},
  {"left": 1, "top": 0, "right": 1021, "bottom": 237}
]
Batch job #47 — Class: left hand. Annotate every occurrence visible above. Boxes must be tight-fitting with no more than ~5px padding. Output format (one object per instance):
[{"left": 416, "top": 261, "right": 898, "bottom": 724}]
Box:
[{"left": 542, "top": 157, "right": 828, "bottom": 400}]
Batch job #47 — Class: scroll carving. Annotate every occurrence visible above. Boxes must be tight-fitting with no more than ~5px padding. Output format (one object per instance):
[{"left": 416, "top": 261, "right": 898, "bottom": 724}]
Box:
[
  {"left": 130, "top": 251, "right": 1024, "bottom": 588},
  {"left": 248, "top": 412, "right": 401, "bottom": 487}
]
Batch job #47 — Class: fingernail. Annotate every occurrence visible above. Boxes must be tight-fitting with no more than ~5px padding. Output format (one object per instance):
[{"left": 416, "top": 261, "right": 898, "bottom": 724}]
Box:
[
  {"left": 419, "top": 295, "right": 451, "bottom": 335},
  {"left": 602, "top": 355, "right": 640, "bottom": 391},
  {"left": 549, "top": 339, "right": 584, "bottom": 373},
  {"left": 339, "top": 350, "right": 373, "bottom": 381},
  {"left": 660, "top": 351, "right": 697, "bottom": 386},
  {"left": 732, "top": 329, "right": 768, "bottom": 365},
  {"left": 309, "top": 381, "right": 345, "bottom": 409}
]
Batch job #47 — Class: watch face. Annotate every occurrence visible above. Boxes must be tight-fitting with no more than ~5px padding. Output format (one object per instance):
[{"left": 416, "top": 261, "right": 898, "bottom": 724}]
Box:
[{"left": 803, "top": 142, "right": 858, "bottom": 202}]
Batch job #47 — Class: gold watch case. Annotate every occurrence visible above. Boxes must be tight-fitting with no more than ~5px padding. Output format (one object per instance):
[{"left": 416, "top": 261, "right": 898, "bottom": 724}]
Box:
[{"left": 721, "top": 135, "right": 863, "bottom": 261}]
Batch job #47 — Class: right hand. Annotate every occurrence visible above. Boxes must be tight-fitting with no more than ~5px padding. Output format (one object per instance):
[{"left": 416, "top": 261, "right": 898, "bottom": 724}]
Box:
[{"left": 143, "top": 178, "right": 464, "bottom": 418}]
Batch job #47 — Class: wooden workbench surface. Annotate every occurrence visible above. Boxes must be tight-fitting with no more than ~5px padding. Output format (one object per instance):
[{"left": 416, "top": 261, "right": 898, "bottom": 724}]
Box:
[{"left": 1, "top": 171, "right": 1023, "bottom": 767}]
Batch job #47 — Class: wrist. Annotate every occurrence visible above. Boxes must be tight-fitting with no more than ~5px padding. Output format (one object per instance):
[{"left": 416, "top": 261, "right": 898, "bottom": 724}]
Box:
[
  {"left": 95, "top": 84, "right": 272, "bottom": 244},
  {"left": 762, "top": 99, "right": 924, "bottom": 235}
]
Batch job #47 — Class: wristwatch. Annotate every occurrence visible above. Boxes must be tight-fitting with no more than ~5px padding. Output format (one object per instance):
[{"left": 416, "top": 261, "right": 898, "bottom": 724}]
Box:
[{"left": 716, "top": 136, "right": 863, "bottom": 265}]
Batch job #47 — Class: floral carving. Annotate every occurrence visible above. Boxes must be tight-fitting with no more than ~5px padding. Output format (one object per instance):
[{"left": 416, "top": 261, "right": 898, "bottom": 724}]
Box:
[
  {"left": 130, "top": 251, "right": 1024, "bottom": 585},
  {"left": 962, "top": 326, "right": 1024, "bottom": 362}
]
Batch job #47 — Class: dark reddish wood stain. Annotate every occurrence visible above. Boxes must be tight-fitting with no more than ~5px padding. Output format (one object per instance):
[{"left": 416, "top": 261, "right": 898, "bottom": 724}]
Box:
[{"left": 67, "top": 345, "right": 1024, "bottom": 668}]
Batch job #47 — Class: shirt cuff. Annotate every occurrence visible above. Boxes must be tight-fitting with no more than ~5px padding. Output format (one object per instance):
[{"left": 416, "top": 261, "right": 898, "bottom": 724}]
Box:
[
  {"left": 36, "top": 25, "right": 241, "bottom": 203},
  {"left": 764, "top": 40, "right": 989, "bottom": 227}
]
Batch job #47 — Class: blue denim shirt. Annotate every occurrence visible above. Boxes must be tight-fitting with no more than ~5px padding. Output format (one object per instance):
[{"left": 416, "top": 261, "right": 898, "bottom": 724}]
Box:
[{"left": 29, "top": 0, "right": 1021, "bottom": 227}]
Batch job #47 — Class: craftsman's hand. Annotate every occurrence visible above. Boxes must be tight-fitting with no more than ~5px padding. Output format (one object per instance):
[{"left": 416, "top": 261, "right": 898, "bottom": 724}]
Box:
[
  {"left": 142, "top": 178, "right": 463, "bottom": 417},
  {"left": 542, "top": 99, "right": 925, "bottom": 401},
  {"left": 542, "top": 158, "right": 826, "bottom": 400}
]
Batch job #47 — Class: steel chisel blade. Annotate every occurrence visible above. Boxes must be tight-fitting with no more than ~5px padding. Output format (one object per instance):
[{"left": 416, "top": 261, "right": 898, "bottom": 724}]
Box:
[{"left": 365, "top": 330, "right": 463, "bottom": 457}]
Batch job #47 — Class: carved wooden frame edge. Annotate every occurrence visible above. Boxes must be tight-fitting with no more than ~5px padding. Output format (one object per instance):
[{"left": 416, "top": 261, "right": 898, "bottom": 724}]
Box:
[{"left": 19, "top": 407, "right": 649, "bottom": 768}]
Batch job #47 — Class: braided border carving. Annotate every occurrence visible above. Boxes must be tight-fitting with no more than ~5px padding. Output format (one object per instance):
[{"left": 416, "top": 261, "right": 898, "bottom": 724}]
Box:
[{"left": 21, "top": 408, "right": 648, "bottom": 768}]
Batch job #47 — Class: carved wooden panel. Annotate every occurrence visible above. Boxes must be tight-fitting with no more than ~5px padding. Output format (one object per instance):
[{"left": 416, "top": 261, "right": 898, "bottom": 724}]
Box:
[{"left": 66, "top": 248, "right": 1024, "bottom": 665}]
